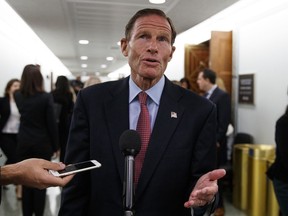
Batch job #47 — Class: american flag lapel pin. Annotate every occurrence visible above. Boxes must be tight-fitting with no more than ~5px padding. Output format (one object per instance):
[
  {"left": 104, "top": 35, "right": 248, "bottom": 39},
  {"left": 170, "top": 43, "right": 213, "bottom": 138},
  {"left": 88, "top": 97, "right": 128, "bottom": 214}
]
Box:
[{"left": 171, "top": 111, "right": 177, "bottom": 118}]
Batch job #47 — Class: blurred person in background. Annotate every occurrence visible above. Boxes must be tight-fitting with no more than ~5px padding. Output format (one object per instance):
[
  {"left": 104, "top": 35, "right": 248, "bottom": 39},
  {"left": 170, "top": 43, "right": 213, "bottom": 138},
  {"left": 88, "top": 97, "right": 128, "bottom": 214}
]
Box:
[
  {"left": 70, "top": 75, "right": 84, "bottom": 95},
  {"left": 84, "top": 76, "right": 101, "bottom": 88},
  {"left": 180, "top": 77, "right": 191, "bottom": 90},
  {"left": 197, "top": 69, "right": 231, "bottom": 216},
  {"left": 14, "top": 64, "right": 59, "bottom": 216},
  {"left": 0, "top": 78, "right": 22, "bottom": 199},
  {"left": 267, "top": 104, "right": 288, "bottom": 216},
  {"left": 51, "top": 75, "right": 74, "bottom": 162}
]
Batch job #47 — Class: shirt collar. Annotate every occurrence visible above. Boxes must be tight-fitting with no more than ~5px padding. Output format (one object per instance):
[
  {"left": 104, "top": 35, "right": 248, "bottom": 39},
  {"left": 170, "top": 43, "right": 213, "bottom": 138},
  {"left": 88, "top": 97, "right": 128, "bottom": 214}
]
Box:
[
  {"left": 129, "top": 76, "right": 165, "bottom": 105},
  {"left": 207, "top": 84, "right": 217, "bottom": 96}
]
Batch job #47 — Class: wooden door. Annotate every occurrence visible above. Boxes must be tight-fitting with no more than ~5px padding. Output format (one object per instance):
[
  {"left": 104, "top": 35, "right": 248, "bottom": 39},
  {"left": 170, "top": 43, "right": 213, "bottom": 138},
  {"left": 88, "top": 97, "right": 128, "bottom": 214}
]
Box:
[
  {"left": 210, "top": 31, "right": 232, "bottom": 95},
  {"left": 184, "top": 42, "right": 209, "bottom": 93},
  {"left": 184, "top": 31, "right": 232, "bottom": 95}
]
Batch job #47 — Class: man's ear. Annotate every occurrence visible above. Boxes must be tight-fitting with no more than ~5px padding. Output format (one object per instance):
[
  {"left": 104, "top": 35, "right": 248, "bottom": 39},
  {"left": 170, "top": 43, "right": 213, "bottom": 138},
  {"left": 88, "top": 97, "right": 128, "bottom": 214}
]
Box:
[
  {"left": 168, "top": 46, "right": 176, "bottom": 62},
  {"left": 121, "top": 38, "right": 128, "bottom": 57}
]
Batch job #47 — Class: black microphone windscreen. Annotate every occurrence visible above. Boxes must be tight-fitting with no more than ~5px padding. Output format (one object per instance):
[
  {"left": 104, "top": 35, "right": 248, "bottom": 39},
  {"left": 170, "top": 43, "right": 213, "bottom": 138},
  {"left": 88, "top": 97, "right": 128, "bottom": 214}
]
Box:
[{"left": 119, "top": 130, "right": 141, "bottom": 156}]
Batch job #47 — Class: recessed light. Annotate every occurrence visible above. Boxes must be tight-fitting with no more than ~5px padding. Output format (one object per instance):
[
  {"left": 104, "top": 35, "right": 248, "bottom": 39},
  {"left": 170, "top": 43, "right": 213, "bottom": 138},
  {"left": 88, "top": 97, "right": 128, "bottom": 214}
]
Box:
[
  {"left": 79, "top": 40, "right": 89, "bottom": 45},
  {"left": 101, "top": 64, "right": 107, "bottom": 69},
  {"left": 81, "top": 64, "right": 88, "bottom": 68},
  {"left": 149, "top": 0, "right": 166, "bottom": 4},
  {"left": 117, "top": 41, "right": 121, "bottom": 46},
  {"left": 80, "top": 56, "right": 88, "bottom": 60},
  {"left": 106, "top": 56, "right": 114, "bottom": 61}
]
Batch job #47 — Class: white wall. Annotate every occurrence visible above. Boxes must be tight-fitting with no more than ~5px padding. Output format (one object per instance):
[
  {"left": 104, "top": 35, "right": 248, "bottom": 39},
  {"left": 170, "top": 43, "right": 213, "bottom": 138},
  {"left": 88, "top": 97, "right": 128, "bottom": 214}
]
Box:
[
  {"left": 166, "top": 0, "right": 288, "bottom": 145},
  {"left": 236, "top": 3, "right": 288, "bottom": 144},
  {"left": 0, "top": 1, "right": 72, "bottom": 94}
]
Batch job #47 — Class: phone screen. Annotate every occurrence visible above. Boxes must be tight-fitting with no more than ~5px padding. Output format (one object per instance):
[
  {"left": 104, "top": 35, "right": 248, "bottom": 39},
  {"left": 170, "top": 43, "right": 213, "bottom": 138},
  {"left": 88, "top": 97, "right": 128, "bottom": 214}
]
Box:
[
  {"left": 49, "top": 160, "right": 101, "bottom": 177},
  {"left": 58, "top": 161, "right": 96, "bottom": 174}
]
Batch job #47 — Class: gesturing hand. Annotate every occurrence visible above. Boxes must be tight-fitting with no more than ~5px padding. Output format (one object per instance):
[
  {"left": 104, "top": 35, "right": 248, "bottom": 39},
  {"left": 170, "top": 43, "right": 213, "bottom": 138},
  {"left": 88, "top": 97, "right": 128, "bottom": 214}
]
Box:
[{"left": 184, "top": 169, "right": 226, "bottom": 208}]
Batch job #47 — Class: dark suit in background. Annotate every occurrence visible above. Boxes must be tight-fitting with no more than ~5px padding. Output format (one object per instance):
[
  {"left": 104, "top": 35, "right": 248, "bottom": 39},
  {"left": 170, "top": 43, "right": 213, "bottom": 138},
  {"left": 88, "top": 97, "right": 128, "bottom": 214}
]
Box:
[
  {"left": 267, "top": 106, "right": 288, "bottom": 216},
  {"left": 207, "top": 87, "right": 231, "bottom": 214},
  {"left": 209, "top": 87, "right": 231, "bottom": 167},
  {"left": 59, "top": 76, "right": 217, "bottom": 216},
  {"left": 197, "top": 68, "right": 231, "bottom": 216},
  {"left": 0, "top": 96, "right": 18, "bottom": 164},
  {"left": 52, "top": 86, "right": 74, "bottom": 162},
  {"left": 0, "top": 97, "right": 11, "bottom": 131},
  {"left": 14, "top": 92, "right": 58, "bottom": 160},
  {"left": 14, "top": 91, "right": 58, "bottom": 216}
]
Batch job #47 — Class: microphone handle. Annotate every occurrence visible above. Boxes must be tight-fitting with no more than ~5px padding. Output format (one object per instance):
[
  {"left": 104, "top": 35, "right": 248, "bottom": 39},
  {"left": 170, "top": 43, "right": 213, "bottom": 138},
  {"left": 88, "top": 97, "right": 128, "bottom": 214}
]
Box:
[{"left": 123, "top": 155, "right": 135, "bottom": 212}]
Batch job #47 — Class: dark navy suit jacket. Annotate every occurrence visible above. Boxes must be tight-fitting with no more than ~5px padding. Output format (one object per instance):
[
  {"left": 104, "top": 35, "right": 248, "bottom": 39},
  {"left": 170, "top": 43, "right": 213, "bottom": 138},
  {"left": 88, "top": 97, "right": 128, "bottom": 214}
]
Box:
[
  {"left": 267, "top": 113, "right": 288, "bottom": 182},
  {"left": 209, "top": 87, "right": 231, "bottom": 166},
  {"left": 0, "top": 96, "right": 10, "bottom": 203},
  {"left": 59, "top": 76, "right": 217, "bottom": 216},
  {"left": 0, "top": 97, "right": 11, "bottom": 132}
]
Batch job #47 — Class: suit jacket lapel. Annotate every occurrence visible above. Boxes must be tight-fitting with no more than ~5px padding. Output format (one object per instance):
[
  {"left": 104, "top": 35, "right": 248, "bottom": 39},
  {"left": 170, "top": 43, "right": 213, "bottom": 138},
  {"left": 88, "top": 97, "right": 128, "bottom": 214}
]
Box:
[
  {"left": 209, "top": 87, "right": 219, "bottom": 102},
  {"left": 105, "top": 77, "right": 130, "bottom": 183},
  {"left": 136, "top": 78, "right": 185, "bottom": 199}
]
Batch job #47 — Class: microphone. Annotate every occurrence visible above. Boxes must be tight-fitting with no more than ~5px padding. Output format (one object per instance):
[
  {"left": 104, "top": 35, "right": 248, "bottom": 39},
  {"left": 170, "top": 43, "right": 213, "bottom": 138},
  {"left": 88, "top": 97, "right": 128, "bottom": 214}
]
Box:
[{"left": 119, "top": 130, "right": 141, "bottom": 216}]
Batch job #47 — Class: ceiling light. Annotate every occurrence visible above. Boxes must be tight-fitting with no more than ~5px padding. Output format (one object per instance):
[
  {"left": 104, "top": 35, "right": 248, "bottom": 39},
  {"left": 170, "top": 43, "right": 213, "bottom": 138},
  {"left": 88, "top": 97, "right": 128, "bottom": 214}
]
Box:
[
  {"left": 106, "top": 56, "right": 114, "bottom": 61},
  {"left": 78, "top": 40, "right": 89, "bottom": 45},
  {"left": 101, "top": 64, "right": 107, "bottom": 69},
  {"left": 80, "top": 56, "right": 88, "bottom": 60},
  {"left": 81, "top": 64, "right": 88, "bottom": 68},
  {"left": 117, "top": 41, "right": 121, "bottom": 46},
  {"left": 149, "top": 0, "right": 166, "bottom": 4}
]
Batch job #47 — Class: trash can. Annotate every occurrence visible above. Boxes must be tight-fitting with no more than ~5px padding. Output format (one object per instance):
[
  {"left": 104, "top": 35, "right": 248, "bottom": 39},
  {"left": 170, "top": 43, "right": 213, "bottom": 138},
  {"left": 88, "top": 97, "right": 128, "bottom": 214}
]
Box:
[
  {"left": 247, "top": 144, "right": 275, "bottom": 216},
  {"left": 266, "top": 157, "right": 280, "bottom": 216},
  {"left": 232, "top": 144, "right": 253, "bottom": 211}
]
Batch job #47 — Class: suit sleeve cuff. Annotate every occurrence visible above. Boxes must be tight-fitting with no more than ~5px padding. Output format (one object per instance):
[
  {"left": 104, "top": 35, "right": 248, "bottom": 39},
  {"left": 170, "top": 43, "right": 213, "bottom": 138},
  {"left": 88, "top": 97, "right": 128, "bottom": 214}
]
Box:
[{"left": 190, "top": 193, "right": 218, "bottom": 216}]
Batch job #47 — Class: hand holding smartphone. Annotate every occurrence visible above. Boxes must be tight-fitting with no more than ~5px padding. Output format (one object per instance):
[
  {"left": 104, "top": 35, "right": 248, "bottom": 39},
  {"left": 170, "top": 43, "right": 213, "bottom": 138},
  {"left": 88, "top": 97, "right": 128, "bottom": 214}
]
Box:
[{"left": 49, "top": 160, "right": 101, "bottom": 177}]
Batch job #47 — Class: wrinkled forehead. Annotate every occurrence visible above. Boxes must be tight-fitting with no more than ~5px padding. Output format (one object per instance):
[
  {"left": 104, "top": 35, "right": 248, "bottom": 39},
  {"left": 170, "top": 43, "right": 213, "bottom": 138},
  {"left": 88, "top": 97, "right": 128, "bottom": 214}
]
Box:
[{"left": 133, "top": 15, "right": 172, "bottom": 33}]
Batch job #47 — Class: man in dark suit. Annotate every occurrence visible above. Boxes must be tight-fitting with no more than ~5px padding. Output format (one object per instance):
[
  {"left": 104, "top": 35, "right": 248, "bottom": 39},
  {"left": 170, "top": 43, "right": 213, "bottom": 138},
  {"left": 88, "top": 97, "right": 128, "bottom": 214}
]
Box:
[
  {"left": 197, "top": 69, "right": 231, "bottom": 216},
  {"left": 59, "top": 8, "right": 225, "bottom": 216}
]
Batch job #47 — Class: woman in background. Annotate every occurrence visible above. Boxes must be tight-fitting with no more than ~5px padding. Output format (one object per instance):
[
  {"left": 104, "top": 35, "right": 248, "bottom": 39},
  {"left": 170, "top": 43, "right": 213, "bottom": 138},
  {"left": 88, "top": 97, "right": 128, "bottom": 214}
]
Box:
[
  {"left": 0, "top": 79, "right": 20, "bottom": 164},
  {"left": 0, "top": 78, "right": 22, "bottom": 198},
  {"left": 267, "top": 105, "right": 288, "bottom": 216},
  {"left": 180, "top": 77, "right": 191, "bottom": 90},
  {"left": 14, "top": 64, "right": 59, "bottom": 216},
  {"left": 51, "top": 75, "right": 74, "bottom": 162}
]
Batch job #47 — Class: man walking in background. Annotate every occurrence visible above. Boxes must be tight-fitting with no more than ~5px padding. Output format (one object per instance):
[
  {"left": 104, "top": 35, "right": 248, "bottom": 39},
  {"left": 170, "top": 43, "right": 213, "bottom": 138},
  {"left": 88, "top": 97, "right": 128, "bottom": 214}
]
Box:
[{"left": 197, "top": 68, "right": 231, "bottom": 216}]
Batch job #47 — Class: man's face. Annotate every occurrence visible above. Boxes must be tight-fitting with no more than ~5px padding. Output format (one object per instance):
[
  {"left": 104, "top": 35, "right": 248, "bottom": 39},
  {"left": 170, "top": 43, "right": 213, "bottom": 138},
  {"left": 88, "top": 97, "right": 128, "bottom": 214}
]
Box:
[
  {"left": 121, "top": 15, "right": 175, "bottom": 88},
  {"left": 197, "top": 72, "right": 209, "bottom": 92}
]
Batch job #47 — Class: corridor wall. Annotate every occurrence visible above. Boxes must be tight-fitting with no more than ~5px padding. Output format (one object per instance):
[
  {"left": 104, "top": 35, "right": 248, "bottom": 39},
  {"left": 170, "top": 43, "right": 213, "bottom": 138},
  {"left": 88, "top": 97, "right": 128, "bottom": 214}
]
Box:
[
  {"left": 0, "top": 1, "right": 71, "bottom": 93},
  {"left": 166, "top": 0, "right": 288, "bottom": 144}
]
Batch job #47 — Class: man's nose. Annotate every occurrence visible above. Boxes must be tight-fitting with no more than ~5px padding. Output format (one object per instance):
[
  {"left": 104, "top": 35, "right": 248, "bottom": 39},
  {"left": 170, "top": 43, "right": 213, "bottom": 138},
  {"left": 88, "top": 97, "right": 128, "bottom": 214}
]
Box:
[{"left": 148, "top": 40, "right": 158, "bottom": 54}]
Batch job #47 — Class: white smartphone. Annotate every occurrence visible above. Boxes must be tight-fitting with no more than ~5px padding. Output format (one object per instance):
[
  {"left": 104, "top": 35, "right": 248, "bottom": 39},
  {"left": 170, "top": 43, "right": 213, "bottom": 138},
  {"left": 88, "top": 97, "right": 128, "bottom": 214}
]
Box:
[{"left": 49, "top": 160, "right": 101, "bottom": 177}]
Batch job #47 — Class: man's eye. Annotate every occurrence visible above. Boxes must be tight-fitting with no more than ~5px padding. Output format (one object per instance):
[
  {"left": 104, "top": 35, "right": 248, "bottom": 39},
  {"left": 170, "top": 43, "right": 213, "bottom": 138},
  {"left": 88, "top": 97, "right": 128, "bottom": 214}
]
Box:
[
  {"left": 140, "top": 35, "right": 148, "bottom": 39},
  {"left": 158, "top": 36, "right": 168, "bottom": 42}
]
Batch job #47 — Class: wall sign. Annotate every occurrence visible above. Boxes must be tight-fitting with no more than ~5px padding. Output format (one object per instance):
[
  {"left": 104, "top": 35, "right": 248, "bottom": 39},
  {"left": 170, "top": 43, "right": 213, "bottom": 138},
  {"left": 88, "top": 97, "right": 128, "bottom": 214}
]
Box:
[{"left": 238, "top": 74, "right": 254, "bottom": 104}]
